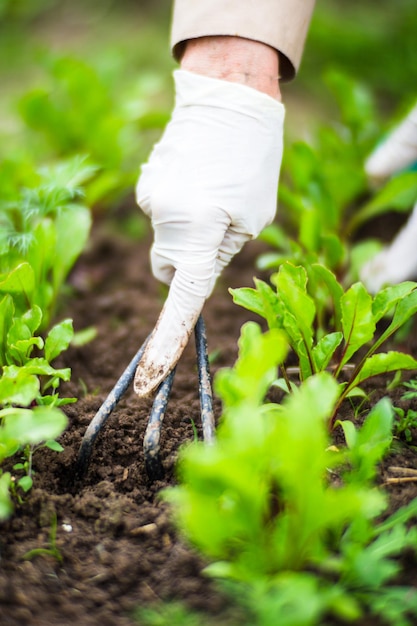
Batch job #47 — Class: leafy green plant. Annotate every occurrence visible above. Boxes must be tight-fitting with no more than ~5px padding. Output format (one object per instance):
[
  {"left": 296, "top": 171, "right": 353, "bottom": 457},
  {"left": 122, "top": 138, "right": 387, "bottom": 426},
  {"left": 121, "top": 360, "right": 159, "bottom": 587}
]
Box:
[
  {"left": 259, "top": 71, "right": 417, "bottom": 281},
  {"left": 164, "top": 322, "right": 417, "bottom": 626},
  {"left": 0, "top": 155, "right": 92, "bottom": 519},
  {"left": 391, "top": 379, "right": 417, "bottom": 443},
  {"left": 0, "top": 157, "right": 92, "bottom": 329},
  {"left": 18, "top": 53, "right": 169, "bottom": 207},
  {"left": 231, "top": 262, "right": 417, "bottom": 425},
  {"left": 13, "top": 439, "right": 64, "bottom": 493},
  {"left": 0, "top": 406, "right": 67, "bottom": 518},
  {"left": 393, "top": 407, "right": 417, "bottom": 443}
]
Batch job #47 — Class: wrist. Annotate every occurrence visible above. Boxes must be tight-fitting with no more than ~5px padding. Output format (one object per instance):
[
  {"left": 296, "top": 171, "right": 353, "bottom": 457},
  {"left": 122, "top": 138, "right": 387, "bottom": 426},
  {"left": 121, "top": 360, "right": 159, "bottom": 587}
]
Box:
[{"left": 180, "top": 36, "right": 281, "bottom": 101}]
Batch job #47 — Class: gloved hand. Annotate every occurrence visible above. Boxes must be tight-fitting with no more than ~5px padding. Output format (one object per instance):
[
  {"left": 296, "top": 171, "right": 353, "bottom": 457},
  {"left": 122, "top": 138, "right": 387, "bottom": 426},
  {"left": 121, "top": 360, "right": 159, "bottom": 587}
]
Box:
[
  {"left": 134, "top": 69, "right": 285, "bottom": 396},
  {"left": 359, "top": 102, "right": 417, "bottom": 293}
]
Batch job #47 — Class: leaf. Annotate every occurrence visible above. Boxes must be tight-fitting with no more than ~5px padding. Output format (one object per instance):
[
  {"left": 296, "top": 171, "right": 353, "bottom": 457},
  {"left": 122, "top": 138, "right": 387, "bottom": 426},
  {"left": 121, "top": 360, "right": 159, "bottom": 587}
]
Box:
[
  {"left": 336, "top": 419, "right": 357, "bottom": 449},
  {"left": 372, "top": 282, "right": 417, "bottom": 324},
  {"left": 71, "top": 326, "right": 97, "bottom": 347},
  {"left": 44, "top": 440, "right": 64, "bottom": 452},
  {"left": 18, "top": 475, "right": 33, "bottom": 493},
  {"left": 312, "top": 332, "right": 343, "bottom": 371},
  {"left": 310, "top": 265, "right": 344, "bottom": 333},
  {"left": 0, "top": 366, "right": 39, "bottom": 406},
  {"left": 53, "top": 204, "right": 91, "bottom": 292},
  {"left": 321, "top": 233, "right": 345, "bottom": 271},
  {"left": 0, "top": 263, "right": 35, "bottom": 316},
  {"left": 0, "top": 262, "right": 35, "bottom": 297},
  {"left": 299, "top": 209, "right": 321, "bottom": 253},
  {"left": 375, "top": 288, "right": 417, "bottom": 349},
  {"left": 258, "top": 223, "right": 289, "bottom": 250},
  {"left": 275, "top": 263, "right": 316, "bottom": 363},
  {"left": 214, "top": 322, "right": 288, "bottom": 408},
  {"left": 345, "top": 398, "right": 393, "bottom": 483},
  {"left": 351, "top": 171, "right": 417, "bottom": 231},
  {"left": 1, "top": 405, "right": 67, "bottom": 445},
  {"left": 45, "top": 318, "right": 74, "bottom": 362},
  {"left": 0, "top": 294, "right": 14, "bottom": 366},
  {"left": 349, "top": 352, "right": 417, "bottom": 389},
  {"left": 376, "top": 497, "right": 417, "bottom": 535},
  {"left": 7, "top": 336, "right": 44, "bottom": 364},
  {"left": 230, "top": 279, "right": 281, "bottom": 330},
  {"left": 0, "top": 472, "right": 13, "bottom": 520},
  {"left": 20, "top": 306, "right": 43, "bottom": 335},
  {"left": 22, "top": 357, "right": 71, "bottom": 382},
  {"left": 339, "top": 283, "right": 375, "bottom": 368},
  {"left": 229, "top": 287, "right": 266, "bottom": 319}
]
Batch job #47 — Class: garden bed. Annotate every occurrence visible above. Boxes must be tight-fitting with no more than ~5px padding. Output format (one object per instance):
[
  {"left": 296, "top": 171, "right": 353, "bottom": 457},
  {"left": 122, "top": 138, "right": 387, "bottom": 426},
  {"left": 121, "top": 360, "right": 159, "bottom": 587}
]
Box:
[{"left": 1, "top": 206, "right": 417, "bottom": 626}]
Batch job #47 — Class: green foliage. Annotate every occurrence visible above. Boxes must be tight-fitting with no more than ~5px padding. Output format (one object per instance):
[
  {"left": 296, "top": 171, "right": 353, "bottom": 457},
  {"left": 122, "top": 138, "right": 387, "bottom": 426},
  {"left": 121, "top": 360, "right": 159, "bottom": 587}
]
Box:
[
  {"left": 0, "top": 157, "right": 89, "bottom": 520},
  {"left": 231, "top": 263, "right": 417, "bottom": 424},
  {"left": 0, "top": 157, "right": 92, "bottom": 329},
  {"left": 23, "top": 512, "right": 63, "bottom": 565},
  {"left": 17, "top": 53, "right": 169, "bottom": 208},
  {"left": 165, "top": 323, "right": 417, "bottom": 626},
  {"left": 259, "top": 71, "right": 417, "bottom": 282},
  {"left": 336, "top": 398, "right": 393, "bottom": 483},
  {"left": 303, "top": 0, "right": 417, "bottom": 104},
  {"left": 0, "top": 310, "right": 72, "bottom": 518},
  {"left": 393, "top": 407, "right": 417, "bottom": 443},
  {"left": 392, "top": 379, "right": 417, "bottom": 443},
  {"left": 135, "top": 602, "right": 213, "bottom": 626}
]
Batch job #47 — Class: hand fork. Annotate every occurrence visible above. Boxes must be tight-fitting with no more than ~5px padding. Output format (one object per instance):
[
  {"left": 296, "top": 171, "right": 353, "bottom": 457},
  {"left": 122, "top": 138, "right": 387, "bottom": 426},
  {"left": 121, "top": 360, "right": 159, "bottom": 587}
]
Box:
[{"left": 74, "top": 315, "right": 215, "bottom": 482}]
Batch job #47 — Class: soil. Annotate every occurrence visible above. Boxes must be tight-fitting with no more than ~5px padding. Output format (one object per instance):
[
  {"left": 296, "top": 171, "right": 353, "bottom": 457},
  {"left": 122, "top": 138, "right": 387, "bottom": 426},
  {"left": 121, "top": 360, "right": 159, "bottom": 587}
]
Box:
[{"left": 1, "top": 203, "right": 417, "bottom": 626}]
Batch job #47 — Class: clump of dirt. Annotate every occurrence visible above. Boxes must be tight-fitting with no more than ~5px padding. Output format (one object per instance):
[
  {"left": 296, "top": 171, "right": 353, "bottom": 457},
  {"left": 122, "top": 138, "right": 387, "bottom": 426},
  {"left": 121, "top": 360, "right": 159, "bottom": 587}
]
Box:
[{"left": 1, "top": 206, "right": 417, "bottom": 626}]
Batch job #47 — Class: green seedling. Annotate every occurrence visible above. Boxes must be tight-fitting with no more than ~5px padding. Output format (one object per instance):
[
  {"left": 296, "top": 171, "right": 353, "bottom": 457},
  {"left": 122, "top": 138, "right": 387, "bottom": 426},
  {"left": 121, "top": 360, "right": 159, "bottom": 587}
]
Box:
[
  {"left": 231, "top": 262, "right": 417, "bottom": 426},
  {"left": 23, "top": 512, "right": 63, "bottom": 565},
  {"left": 0, "top": 405, "right": 67, "bottom": 518},
  {"left": 0, "top": 157, "right": 92, "bottom": 329},
  {"left": 400, "top": 378, "right": 417, "bottom": 400},
  {"left": 13, "top": 439, "right": 64, "bottom": 493},
  {"left": 391, "top": 379, "right": 417, "bottom": 443},
  {"left": 134, "top": 601, "right": 213, "bottom": 626},
  {"left": 165, "top": 322, "right": 417, "bottom": 626},
  {"left": 0, "top": 307, "right": 73, "bottom": 518},
  {"left": 393, "top": 407, "right": 417, "bottom": 443},
  {"left": 258, "top": 71, "right": 417, "bottom": 285}
]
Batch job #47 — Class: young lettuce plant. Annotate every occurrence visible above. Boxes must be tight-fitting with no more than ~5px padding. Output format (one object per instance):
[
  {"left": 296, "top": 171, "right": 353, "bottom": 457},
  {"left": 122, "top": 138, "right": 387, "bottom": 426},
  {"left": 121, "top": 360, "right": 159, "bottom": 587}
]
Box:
[
  {"left": 0, "top": 157, "right": 92, "bottom": 329},
  {"left": 164, "top": 322, "right": 417, "bottom": 626},
  {"left": 231, "top": 262, "right": 417, "bottom": 426},
  {"left": 0, "top": 301, "right": 74, "bottom": 518}
]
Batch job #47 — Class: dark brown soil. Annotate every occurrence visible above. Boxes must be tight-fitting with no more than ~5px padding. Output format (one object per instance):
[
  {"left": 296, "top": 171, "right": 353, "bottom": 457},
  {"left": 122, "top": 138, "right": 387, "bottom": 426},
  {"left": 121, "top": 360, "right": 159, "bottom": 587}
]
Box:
[{"left": 1, "top": 204, "right": 417, "bottom": 626}]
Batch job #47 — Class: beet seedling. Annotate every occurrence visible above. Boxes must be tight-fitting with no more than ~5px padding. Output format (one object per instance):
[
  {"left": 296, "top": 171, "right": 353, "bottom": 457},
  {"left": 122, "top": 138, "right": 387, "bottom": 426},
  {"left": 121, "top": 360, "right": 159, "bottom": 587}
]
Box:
[
  {"left": 231, "top": 262, "right": 417, "bottom": 425},
  {"left": 165, "top": 322, "right": 417, "bottom": 626},
  {"left": 257, "top": 71, "right": 417, "bottom": 283}
]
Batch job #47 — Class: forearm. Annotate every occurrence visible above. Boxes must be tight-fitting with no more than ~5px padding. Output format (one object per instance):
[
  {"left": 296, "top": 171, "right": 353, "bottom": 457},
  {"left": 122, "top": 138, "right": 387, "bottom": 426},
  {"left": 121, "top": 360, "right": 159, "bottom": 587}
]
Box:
[
  {"left": 171, "top": 0, "right": 316, "bottom": 82},
  {"left": 180, "top": 36, "right": 281, "bottom": 100}
]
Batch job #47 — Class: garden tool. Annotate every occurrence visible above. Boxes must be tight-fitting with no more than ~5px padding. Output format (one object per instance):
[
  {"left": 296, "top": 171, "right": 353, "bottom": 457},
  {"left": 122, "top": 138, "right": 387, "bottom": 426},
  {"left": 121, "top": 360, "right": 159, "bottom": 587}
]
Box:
[{"left": 75, "top": 314, "right": 214, "bottom": 482}]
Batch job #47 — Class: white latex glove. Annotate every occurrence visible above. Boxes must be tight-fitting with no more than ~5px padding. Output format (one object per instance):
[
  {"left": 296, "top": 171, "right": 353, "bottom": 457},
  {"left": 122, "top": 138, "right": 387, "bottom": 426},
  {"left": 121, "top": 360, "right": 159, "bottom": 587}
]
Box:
[
  {"left": 134, "top": 70, "right": 285, "bottom": 397},
  {"left": 360, "top": 102, "right": 417, "bottom": 293}
]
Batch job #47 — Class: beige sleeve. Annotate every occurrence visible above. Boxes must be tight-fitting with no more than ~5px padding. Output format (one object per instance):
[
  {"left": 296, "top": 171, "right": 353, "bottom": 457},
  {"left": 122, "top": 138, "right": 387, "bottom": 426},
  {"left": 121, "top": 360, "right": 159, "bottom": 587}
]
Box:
[{"left": 171, "top": 0, "right": 315, "bottom": 81}]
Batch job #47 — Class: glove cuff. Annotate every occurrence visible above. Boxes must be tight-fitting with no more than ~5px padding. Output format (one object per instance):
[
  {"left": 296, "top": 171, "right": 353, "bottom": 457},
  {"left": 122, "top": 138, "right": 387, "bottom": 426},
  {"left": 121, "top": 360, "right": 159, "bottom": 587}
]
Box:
[{"left": 173, "top": 69, "right": 285, "bottom": 121}]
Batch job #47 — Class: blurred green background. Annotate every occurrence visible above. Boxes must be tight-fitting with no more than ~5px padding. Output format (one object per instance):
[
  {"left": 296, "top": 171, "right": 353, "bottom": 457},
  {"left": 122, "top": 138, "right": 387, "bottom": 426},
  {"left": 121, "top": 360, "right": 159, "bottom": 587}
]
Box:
[{"left": 0, "top": 0, "right": 416, "bottom": 210}]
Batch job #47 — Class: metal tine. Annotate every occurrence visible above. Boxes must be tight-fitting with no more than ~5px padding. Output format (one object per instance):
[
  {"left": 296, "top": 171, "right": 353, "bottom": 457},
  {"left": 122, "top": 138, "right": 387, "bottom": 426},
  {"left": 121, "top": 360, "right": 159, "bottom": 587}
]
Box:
[
  {"left": 143, "top": 366, "right": 176, "bottom": 481},
  {"left": 75, "top": 336, "right": 150, "bottom": 481},
  {"left": 75, "top": 314, "right": 214, "bottom": 483},
  {"left": 194, "top": 315, "right": 215, "bottom": 444},
  {"left": 143, "top": 314, "right": 215, "bottom": 481}
]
